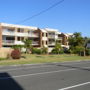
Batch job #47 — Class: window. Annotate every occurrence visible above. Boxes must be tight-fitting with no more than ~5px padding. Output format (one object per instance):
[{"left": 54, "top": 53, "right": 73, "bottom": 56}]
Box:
[
  {"left": 17, "top": 28, "right": 20, "bottom": 32},
  {"left": 46, "top": 33, "right": 48, "bottom": 37},
  {"left": 17, "top": 28, "right": 24, "bottom": 33},
  {"left": 46, "top": 41, "right": 47, "bottom": 45},
  {"left": 42, "top": 41, "right": 44, "bottom": 45},
  {"left": 42, "top": 33, "right": 44, "bottom": 37},
  {"left": 17, "top": 37, "right": 20, "bottom": 41}
]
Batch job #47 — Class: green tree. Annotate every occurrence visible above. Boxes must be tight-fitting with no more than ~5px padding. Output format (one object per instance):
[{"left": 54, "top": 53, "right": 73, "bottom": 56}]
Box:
[
  {"left": 12, "top": 45, "right": 23, "bottom": 51},
  {"left": 42, "top": 46, "right": 48, "bottom": 54},
  {"left": 69, "top": 32, "right": 84, "bottom": 47},
  {"left": 23, "top": 39, "right": 32, "bottom": 54},
  {"left": 51, "top": 40, "right": 62, "bottom": 54},
  {"left": 68, "top": 32, "right": 85, "bottom": 55}
]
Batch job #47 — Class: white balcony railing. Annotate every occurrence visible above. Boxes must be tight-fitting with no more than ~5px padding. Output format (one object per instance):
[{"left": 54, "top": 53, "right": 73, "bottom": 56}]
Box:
[
  {"left": 58, "top": 37, "right": 62, "bottom": 40},
  {"left": 28, "top": 33, "right": 39, "bottom": 37},
  {"left": 2, "top": 30, "right": 15, "bottom": 36},
  {"left": 48, "top": 42, "right": 55, "bottom": 46},
  {"left": 48, "top": 35, "right": 55, "bottom": 38},
  {"left": 2, "top": 29, "right": 39, "bottom": 37},
  {"left": 32, "top": 41, "right": 39, "bottom": 45},
  {"left": 2, "top": 40, "right": 15, "bottom": 45},
  {"left": 15, "top": 32, "right": 28, "bottom": 37}
]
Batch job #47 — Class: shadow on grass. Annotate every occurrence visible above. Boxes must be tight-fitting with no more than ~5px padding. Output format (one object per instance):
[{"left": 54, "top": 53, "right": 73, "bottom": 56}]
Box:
[{"left": 0, "top": 72, "right": 23, "bottom": 90}]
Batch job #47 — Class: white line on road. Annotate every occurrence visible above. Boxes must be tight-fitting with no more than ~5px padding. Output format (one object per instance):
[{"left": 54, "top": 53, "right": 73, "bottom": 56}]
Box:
[
  {"left": 58, "top": 81, "right": 90, "bottom": 90},
  {"left": 0, "top": 69, "right": 75, "bottom": 79}
]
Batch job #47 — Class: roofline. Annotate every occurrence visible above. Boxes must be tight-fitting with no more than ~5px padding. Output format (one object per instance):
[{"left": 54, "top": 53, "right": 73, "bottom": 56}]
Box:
[{"left": 0, "top": 23, "right": 38, "bottom": 30}]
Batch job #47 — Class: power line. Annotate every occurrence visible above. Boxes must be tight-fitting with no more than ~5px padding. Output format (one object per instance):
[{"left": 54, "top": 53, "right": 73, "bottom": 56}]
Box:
[{"left": 16, "top": 0, "right": 64, "bottom": 24}]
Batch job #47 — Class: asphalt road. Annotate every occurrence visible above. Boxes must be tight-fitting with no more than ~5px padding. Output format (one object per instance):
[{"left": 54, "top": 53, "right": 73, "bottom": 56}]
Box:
[{"left": 0, "top": 60, "right": 90, "bottom": 90}]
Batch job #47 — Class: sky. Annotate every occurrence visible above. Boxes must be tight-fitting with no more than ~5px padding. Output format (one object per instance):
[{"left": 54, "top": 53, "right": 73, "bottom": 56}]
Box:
[{"left": 0, "top": 0, "right": 90, "bottom": 37}]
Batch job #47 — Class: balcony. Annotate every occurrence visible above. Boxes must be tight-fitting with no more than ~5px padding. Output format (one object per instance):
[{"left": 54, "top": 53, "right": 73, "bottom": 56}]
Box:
[
  {"left": 2, "top": 40, "right": 15, "bottom": 45},
  {"left": 15, "top": 32, "right": 28, "bottom": 37},
  {"left": 48, "top": 42, "right": 55, "bottom": 46},
  {"left": 58, "top": 37, "right": 62, "bottom": 40},
  {"left": 2, "top": 29, "right": 15, "bottom": 36},
  {"left": 32, "top": 41, "right": 39, "bottom": 45},
  {"left": 28, "top": 33, "right": 39, "bottom": 38},
  {"left": 48, "top": 35, "right": 55, "bottom": 39}
]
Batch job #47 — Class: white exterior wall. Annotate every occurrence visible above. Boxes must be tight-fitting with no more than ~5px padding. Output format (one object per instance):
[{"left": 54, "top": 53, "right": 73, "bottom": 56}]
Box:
[{"left": 14, "top": 41, "right": 24, "bottom": 45}]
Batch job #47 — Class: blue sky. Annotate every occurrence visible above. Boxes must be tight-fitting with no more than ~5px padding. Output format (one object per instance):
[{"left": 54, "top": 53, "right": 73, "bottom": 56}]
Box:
[{"left": 0, "top": 0, "right": 90, "bottom": 37}]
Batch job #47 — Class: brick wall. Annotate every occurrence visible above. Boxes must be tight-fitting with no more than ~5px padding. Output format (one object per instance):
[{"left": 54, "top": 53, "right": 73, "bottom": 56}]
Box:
[{"left": 59, "top": 33, "right": 67, "bottom": 45}]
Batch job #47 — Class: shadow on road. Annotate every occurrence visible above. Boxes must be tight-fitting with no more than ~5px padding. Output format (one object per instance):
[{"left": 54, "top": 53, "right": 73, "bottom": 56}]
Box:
[{"left": 0, "top": 72, "right": 23, "bottom": 90}]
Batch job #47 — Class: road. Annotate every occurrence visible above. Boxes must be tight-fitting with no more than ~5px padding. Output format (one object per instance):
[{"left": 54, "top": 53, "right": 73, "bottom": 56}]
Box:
[{"left": 0, "top": 60, "right": 90, "bottom": 90}]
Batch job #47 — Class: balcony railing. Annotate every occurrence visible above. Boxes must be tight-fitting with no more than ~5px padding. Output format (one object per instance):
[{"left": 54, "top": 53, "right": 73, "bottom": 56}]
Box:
[
  {"left": 48, "top": 42, "right": 55, "bottom": 46},
  {"left": 15, "top": 32, "right": 28, "bottom": 37},
  {"left": 48, "top": 35, "right": 55, "bottom": 38},
  {"left": 32, "top": 41, "right": 39, "bottom": 45},
  {"left": 2, "top": 29, "right": 39, "bottom": 37},
  {"left": 58, "top": 37, "right": 62, "bottom": 40},
  {"left": 28, "top": 33, "right": 39, "bottom": 37},
  {"left": 2, "top": 40, "right": 15, "bottom": 45},
  {"left": 2, "top": 29, "right": 15, "bottom": 36}
]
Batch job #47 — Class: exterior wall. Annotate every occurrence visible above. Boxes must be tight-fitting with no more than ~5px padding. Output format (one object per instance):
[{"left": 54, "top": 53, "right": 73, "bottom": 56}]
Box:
[
  {"left": 33, "top": 28, "right": 42, "bottom": 47},
  {"left": 0, "top": 48, "right": 13, "bottom": 58},
  {"left": 59, "top": 33, "right": 67, "bottom": 45},
  {"left": 0, "top": 23, "right": 72, "bottom": 50},
  {"left": 0, "top": 25, "right": 2, "bottom": 48},
  {"left": 41, "top": 32, "right": 48, "bottom": 47}
]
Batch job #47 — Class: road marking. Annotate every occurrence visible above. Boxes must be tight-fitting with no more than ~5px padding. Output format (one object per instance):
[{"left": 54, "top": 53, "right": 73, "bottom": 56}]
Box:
[
  {"left": 0, "top": 69, "right": 75, "bottom": 79},
  {"left": 58, "top": 82, "right": 90, "bottom": 90}
]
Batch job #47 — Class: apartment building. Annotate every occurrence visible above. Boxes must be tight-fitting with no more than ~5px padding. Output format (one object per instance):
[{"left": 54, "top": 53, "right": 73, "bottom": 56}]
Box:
[
  {"left": 59, "top": 33, "right": 73, "bottom": 49},
  {"left": 0, "top": 23, "right": 42, "bottom": 48},
  {"left": 0, "top": 23, "right": 73, "bottom": 51}
]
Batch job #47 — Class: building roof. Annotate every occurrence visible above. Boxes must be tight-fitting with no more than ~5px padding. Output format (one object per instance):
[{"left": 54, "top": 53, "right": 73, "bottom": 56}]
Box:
[
  {"left": 0, "top": 23, "right": 38, "bottom": 30},
  {"left": 64, "top": 33, "right": 73, "bottom": 37},
  {"left": 45, "top": 28, "right": 58, "bottom": 32},
  {"left": 40, "top": 29, "right": 47, "bottom": 33}
]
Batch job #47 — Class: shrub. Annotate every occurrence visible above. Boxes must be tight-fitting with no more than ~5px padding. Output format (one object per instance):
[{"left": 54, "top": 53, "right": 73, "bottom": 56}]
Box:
[
  {"left": 0, "top": 58, "right": 6, "bottom": 61},
  {"left": 32, "top": 48, "right": 42, "bottom": 54},
  {"left": 51, "top": 48, "right": 64, "bottom": 54},
  {"left": 42, "top": 47, "right": 48, "bottom": 54},
  {"left": 59, "top": 49, "right": 64, "bottom": 54},
  {"left": 51, "top": 49, "right": 58, "bottom": 54},
  {"left": 72, "top": 46, "right": 85, "bottom": 54},
  {"left": 11, "top": 49, "right": 21, "bottom": 59},
  {"left": 64, "top": 48, "right": 70, "bottom": 54},
  {"left": 86, "top": 49, "right": 90, "bottom": 56}
]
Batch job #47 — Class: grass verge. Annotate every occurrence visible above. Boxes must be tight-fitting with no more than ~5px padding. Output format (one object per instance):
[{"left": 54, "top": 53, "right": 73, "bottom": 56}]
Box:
[{"left": 0, "top": 54, "right": 90, "bottom": 66}]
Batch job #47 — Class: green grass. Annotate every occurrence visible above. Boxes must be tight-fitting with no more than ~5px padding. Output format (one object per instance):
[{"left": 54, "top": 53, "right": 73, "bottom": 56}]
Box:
[{"left": 0, "top": 54, "right": 90, "bottom": 66}]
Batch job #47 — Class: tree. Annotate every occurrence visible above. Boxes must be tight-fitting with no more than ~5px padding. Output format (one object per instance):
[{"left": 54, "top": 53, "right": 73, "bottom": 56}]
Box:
[
  {"left": 23, "top": 39, "right": 32, "bottom": 54},
  {"left": 69, "top": 32, "right": 84, "bottom": 47},
  {"left": 12, "top": 45, "right": 24, "bottom": 51},
  {"left": 68, "top": 32, "right": 85, "bottom": 56},
  {"left": 42, "top": 46, "right": 48, "bottom": 54},
  {"left": 51, "top": 40, "right": 63, "bottom": 54}
]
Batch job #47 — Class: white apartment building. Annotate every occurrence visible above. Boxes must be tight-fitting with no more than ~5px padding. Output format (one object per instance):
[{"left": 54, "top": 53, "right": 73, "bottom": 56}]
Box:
[{"left": 0, "top": 23, "right": 73, "bottom": 52}]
